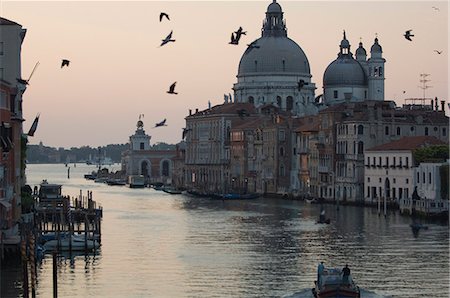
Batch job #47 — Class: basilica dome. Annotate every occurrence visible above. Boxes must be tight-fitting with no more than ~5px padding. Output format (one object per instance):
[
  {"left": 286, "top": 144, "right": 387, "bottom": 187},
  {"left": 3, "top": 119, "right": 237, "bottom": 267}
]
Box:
[
  {"left": 323, "top": 56, "right": 366, "bottom": 87},
  {"left": 237, "top": 0, "right": 311, "bottom": 77}
]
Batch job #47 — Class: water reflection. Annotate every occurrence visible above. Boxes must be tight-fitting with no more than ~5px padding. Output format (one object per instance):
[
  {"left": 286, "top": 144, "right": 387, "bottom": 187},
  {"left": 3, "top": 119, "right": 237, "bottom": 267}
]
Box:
[{"left": 2, "top": 164, "right": 447, "bottom": 298}]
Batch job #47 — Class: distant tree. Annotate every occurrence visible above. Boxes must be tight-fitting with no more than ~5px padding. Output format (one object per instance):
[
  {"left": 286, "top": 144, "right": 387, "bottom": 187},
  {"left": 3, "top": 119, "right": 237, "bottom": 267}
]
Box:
[{"left": 413, "top": 145, "right": 449, "bottom": 165}]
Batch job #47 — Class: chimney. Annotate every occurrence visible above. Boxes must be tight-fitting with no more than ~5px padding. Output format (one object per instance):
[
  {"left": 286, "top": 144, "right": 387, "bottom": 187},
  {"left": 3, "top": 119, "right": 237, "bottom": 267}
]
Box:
[
  {"left": 430, "top": 99, "right": 434, "bottom": 110},
  {"left": 441, "top": 101, "right": 445, "bottom": 111},
  {"left": 435, "top": 97, "right": 439, "bottom": 111},
  {"left": 195, "top": 108, "right": 199, "bottom": 114},
  {"left": 189, "top": 109, "right": 192, "bottom": 116}
]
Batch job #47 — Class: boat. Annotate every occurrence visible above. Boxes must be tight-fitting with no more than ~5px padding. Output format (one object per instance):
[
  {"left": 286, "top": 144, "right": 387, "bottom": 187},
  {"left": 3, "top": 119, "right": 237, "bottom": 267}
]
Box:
[
  {"left": 43, "top": 235, "right": 100, "bottom": 252},
  {"left": 106, "top": 178, "right": 127, "bottom": 186},
  {"left": 306, "top": 198, "right": 318, "bottom": 204},
  {"left": 128, "top": 175, "right": 146, "bottom": 188},
  {"left": 223, "top": 193, "right": 260, "bottom": 200},
  {"left": 312, "top": 267, "right": 360, "bottom": 298},
  {"left": 162, "top": 187, "right": 183, "bottom": 195}
]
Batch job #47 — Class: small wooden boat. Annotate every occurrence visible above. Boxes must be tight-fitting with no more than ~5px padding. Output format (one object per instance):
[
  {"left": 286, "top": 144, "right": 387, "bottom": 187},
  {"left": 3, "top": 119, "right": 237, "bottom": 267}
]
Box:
[
  {"left": 162, "top": 187, "right": 182, "bottom": 195},
  {"left": 312, "top": 267, "right": 360, "bottom": 298}
]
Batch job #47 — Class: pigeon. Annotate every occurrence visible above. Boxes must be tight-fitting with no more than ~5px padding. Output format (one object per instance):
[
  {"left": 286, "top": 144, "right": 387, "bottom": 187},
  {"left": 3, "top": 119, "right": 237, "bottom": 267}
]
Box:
[
  {"left": 234, "top": 26, "right": 246, "bottom": 40},
  {"left": 229, "top": 33, "right": 239, "bottom": 45},
  {"left": 159, "top": 12, "right": 170, "bottom": 22},
  {"left": 160, "top": 31, "right": 175, "bottom": 47},
  {"left": 404, "top": 30, "right": 414, "bottom": 41},
  {"left": 155, "top": 119, "right": 167, "bottom": 128},
  {"left": 61, "top": 59, "right": 70, "bottom": 68},
  {"left": 167, "top": 82, "right": 178, "bottom": 94},
  {"left": 434, "top": 50, "right": 443, "bottom": 54},
  {"left": 182, "top": 128, "right": 192, "bottom": 139}
]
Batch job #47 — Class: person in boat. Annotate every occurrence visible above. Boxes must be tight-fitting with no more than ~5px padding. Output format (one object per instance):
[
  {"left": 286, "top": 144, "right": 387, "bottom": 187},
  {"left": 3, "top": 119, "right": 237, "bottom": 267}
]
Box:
[
  {"left": 342, "top": 264, "right": 351, "bottom": 284},
  {"left": 317, "top": 261, "right": 325, "bottom": 284}
]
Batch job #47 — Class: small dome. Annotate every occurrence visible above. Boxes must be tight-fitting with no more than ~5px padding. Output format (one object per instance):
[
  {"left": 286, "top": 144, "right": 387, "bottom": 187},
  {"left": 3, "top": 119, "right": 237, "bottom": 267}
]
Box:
[
  {"left": 323, "top": 56, "right": 367, "bottom": 87},
  {"left": 340, "top": 39, "right": 350, "bottom": 49},
  {"left": 238, "top": 36, "right": 311, "bottom": 76},
  {"left": 267, "top": 1, "right": 282, "bottom": 13},
  {"left": 356, "top": 42, "right": 366, "bottom": 56},
  {"left": 370, "top": 37, "right": 382, "bottom": 53}
]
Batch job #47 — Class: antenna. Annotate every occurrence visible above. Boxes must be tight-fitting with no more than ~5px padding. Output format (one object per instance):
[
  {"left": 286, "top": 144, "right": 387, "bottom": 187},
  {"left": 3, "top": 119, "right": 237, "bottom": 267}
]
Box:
[{"left": 418, "top": 73, "right": 432, "bottom": 105}]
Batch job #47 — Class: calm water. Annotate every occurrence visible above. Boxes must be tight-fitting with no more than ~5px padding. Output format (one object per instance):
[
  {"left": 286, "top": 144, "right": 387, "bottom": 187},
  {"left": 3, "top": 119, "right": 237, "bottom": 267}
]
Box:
[{"left": 2, "top": 164, "right": 449, "bottom": 297}]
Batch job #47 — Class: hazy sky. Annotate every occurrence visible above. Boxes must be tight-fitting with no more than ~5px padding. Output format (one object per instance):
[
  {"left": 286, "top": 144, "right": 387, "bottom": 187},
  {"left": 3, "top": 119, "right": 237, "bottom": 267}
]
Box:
[{"left": 2, "top": 1, "right": 448, "bottom": 148}]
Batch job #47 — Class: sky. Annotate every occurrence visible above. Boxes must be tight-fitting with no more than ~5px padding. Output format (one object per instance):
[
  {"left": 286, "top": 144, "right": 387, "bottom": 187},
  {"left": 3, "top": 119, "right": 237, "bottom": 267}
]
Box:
[{"left": 1, "top": 0, "right": 448, "bottom": 149}]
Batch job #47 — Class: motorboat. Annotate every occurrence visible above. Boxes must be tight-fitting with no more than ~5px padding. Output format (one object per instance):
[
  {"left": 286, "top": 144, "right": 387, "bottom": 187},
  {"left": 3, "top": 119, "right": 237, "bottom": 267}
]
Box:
[{"left": 312, "top": 267, "right": 360, "bottom": 298}]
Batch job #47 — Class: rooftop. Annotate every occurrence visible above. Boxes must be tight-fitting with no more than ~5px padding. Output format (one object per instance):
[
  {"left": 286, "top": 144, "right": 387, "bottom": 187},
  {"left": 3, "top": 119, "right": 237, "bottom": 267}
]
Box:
[{"left": 366, "top": 136, "right": 446, "bottom": 152}]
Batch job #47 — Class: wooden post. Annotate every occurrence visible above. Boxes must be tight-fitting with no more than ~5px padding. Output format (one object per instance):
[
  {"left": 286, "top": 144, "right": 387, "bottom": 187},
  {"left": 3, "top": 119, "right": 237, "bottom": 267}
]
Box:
[
  {"left": 67, "top": 167, "right": 70, "bottom": 179},
  {"left": 52, "top": 251, "right": 57, "bottom": 298},
  {"left": 384, "top": 196, "right": 387, "bottom": 217},
  {"left": 84, "top": 215, "right": 88, "bottom": 252},
  {"left": 21, "top": 234, "right": 29, "bottom": 298},
  {"left": 378, "top": 196, "right": 381, "bottom": 216}
]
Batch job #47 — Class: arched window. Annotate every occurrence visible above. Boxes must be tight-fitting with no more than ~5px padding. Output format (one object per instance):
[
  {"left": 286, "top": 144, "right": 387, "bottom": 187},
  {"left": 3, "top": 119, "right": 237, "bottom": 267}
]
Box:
[
  {"left": 358, "top": 125, "right": 364, "bottom": 135},
  {"left": 385, "top": 126, "right": 389, "bottom": 135},
  {"left": 276, "top": 96, "right": 282, "bottom": 107},
  {"left": 286, "top": 96, "right": 293, "bottom": 111},
  {"left": 280, "top": 146, "right": 284, "bottom": 156},
  {"left": 141, "top": 161, "right": 150, "bottom": 177},
  {"left": 397, "top": 127, "right": 401, "bottom": 136},
  {"left": 248, "top": 96, "right": 254, "bottom": 104}
]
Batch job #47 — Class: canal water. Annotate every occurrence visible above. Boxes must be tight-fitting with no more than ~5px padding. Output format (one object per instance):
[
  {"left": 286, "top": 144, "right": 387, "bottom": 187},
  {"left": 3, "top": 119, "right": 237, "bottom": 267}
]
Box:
[{"left": 2, "top": 164, "right": 449, "bottom": 297}]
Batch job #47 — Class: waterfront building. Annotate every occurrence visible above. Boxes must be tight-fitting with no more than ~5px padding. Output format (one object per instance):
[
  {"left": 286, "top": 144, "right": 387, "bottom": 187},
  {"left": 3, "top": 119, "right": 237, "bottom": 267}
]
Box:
[
  {"left": 121, "top": 119, "right": 177, "bottom": 185},
  {"left": 0, "top": 17, "right": 27, "bottom": 237},
  {"left": 364, "top": 136, "right": 447, "bottom": 214}
]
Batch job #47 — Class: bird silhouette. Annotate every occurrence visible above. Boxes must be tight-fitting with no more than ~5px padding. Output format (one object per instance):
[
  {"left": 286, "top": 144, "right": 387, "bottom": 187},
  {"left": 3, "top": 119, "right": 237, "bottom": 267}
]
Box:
[
  {"left": 167, "top": 82, "right": 178, "bottom": 94},
  {"left": 160, "top": 31, "right": 175, "bottom": 47},
  {"left": 61, "top": 59, "right": 70, "bottom": 68},
  {"left": 404, "top": 30, "right": 414, "bottom": 41},
  {"left": 155, "top": 119, "right": 167, "bottom": 128},
  {"left": 229, "top": 33, "right": 239, "bottom": 45},
  {"left": 159, "top": 12, "right": 170, "bottom": 22},
  {"left": 182, "top": 128, "right": 192, "bottom": 139},
  {"left": 434, "top": 50, "right": 443, "bottom": 54},
  {"left": 432, "top": 6, "right": 440, "bottom": 11},
  {"left": 234, "top": 26, "right": 246, "bottom": 40}
]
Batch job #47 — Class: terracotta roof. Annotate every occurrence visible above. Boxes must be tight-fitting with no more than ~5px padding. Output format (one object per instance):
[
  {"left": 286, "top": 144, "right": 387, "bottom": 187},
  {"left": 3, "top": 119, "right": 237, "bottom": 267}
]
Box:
[
  {"left": 366, "top": 136, "right": 446, "bottom": 152},
  {"left": 0, "top": 17, "right": 21, "bottom": 26},
  {"left": 296, "top": 118, "right": 320, "bottom": 132},
  {"left": 232, "top": 118, "right": 261, "bottom": 130},
  {"left": 187, "top": 102, "right": 256, "bottom": 118}
]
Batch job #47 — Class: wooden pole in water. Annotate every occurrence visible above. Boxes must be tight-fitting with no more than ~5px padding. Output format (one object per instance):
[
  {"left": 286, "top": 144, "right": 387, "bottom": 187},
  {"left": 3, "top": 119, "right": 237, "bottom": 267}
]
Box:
[
  {"left": 378, "top": 196, "right": 381, "bottom": 216},
  {"left": 84, "top": 215, "right": 88, "bottom": 252},
  {"left": 384, "top": 196, "right": 387, "bottom": 217},
  {"left": 67, "top": 167, "right": 70, "bottom": 179},
  {"left": 52, "top": 251, "right": 57, "bottom": 298},
  {"left": 21, "top": 231, "right": 29, "bottom": 298}
]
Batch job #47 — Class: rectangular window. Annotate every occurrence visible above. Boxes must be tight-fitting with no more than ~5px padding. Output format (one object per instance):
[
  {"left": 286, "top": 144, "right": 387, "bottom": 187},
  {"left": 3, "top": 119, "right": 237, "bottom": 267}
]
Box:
[
  {"left": 429, "top": 172, "right": 432, "bottom": 184},
  {"left": 333, "top": 90, "right": 338, "bottom": 98},
  {"left": 0, "top": 91, "right": 7, "bottom": 108},
  {"left": 406, "top": 178, "right": 409, "bottom": 184},
  {"left": 279, "top": 130, "right": 285, "bottom": 141},
  {"left": 378, "top": 157, "right": 382, "bottom": 166},
  {"left": 417, "top": 172, "right": 420, "bottom": 183},
  {"left": 0, "top": 68, "right": 3, "bottom": 80},
  {"left": 367, "top": 186, "right": 370, "bottom": 197},
  {"left": 367, "top": 157, "right": 370, "bottom": 166},
  {"left": 405, "top": 157, "right": 409, "bottom": 167},
  {"left": 385, "top": 157, "right": 389, "bottom": 167},
  {"left": 405, "top": 188, "right": 409, "bottom": 198},
  {"left": 399, "top": 188, "right": 403, "bottom": 199},
  {"left": 422, "top": 172, "right": 425, "bottom": 183},
  {"left": 140, "top": 142, "right": 145, "bottom": 150},
  {"left": 443, "top": 128, "right": 447, "bottom": 137},
  {"left": 393, "top": 157, "right": 396, "bottom": 167},
  {"left": 0, "top": 42, "right": 3, "bottom": 55}
]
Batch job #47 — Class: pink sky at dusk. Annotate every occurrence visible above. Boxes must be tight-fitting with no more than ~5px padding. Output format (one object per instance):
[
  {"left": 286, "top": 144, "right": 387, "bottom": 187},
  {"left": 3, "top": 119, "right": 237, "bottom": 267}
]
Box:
[{"left": 2, "top": 1, "right": 448, "bottom": 148}]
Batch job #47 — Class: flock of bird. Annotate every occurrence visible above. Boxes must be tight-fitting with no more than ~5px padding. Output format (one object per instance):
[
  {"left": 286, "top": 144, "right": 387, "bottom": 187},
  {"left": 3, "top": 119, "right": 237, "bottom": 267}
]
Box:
[{"left": 403, "top": 6, "right": 443, "bottom": 55}]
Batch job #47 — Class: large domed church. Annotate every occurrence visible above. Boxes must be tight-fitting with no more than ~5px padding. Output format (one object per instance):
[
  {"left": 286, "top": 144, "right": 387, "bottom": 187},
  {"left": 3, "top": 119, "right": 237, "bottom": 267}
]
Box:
[{"left": 233, "top": 0, "right": 386, "bottom": 115}]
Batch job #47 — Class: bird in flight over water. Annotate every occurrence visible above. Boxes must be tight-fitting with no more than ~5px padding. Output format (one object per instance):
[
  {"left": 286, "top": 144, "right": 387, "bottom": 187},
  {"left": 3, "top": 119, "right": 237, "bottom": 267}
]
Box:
[
  {"left": 61, "top": 59, "right": 70, "bottom": 68},
  {"left": 160, "top": 31, "right": 175, "bottom": 47},
  {"left": 160, "top": 12, "right": 170, "bottom": 22},
  {"left": 404, "top": 30, "right": 414, "bottom": 41},
  {"left": 154, "top": 119, "right": 167, "bottom": 128},
  {"left": 167, "top": 82, "right": 178, "bottom": 94}
]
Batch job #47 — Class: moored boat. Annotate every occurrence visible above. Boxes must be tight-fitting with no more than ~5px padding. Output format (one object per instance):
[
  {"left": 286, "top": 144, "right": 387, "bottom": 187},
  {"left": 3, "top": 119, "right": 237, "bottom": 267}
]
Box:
[
  {"left": 43, "top": 236, "right": 100, "bottom": 252},
  {"left": 162, "top": 187, "right": 182, "bottom": 195},
  {"left": 312, "top": 266, "right": 360, "bottom": 298}
]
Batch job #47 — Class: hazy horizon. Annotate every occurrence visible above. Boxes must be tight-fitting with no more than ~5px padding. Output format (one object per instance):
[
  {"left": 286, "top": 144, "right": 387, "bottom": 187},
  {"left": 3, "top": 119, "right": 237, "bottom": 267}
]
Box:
[{"left": 2, "top": 1, "right": 448, "bottom": 149}]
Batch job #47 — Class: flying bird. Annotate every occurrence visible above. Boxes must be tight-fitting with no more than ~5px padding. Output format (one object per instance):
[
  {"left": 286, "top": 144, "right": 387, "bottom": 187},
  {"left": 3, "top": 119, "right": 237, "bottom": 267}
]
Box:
[
  {"left": 432, "top": 6, "right": 440, "bottom": 11},
  {"left": 160, "top": 31, "right": 175, "bottom": 47},
  {"left": 27, "top": 113, "right": 40, "bottom": 137},
  {"left": 154, "top": 119, "right": 167, "bottom": 128},
  {"left": 234, "top": 26, "right": 247, "bottom": 40},
  {"left": 159, "top": 12, "right": 170, "bottom": 22},
  {"left": 434, "top": 50, "right": 443, "bottom": 54},
  {"left": 404, "top": 30, "right": 414, "bottom": 41},
  {"left": 167, "top": 82, "right": 178, "bottom": 94},
  {"left": 182, "top": 128, "right": 192, "bottom": 139},
  {"left": 61, "top": 59, "right": 70, "bottom": 68},
  {"left": 229, "top": 33, "right": 239, "bottom": 45}
]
